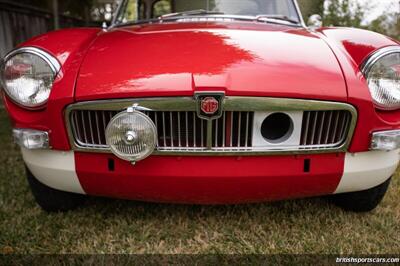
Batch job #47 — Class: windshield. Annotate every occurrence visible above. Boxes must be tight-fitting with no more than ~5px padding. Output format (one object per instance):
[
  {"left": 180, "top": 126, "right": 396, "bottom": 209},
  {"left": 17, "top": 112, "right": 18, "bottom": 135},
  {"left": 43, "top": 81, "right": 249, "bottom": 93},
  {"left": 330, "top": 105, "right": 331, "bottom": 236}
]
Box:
[{"left": 114, "top": 0, "right": 302, "bottom": 26}]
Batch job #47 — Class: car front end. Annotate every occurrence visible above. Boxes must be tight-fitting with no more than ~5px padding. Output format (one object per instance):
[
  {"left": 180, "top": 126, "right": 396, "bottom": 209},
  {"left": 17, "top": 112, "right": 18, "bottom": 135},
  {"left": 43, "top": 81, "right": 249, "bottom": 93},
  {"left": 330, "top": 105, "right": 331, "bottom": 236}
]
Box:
[{"left": 1, "top": 0, "right": 400, "bottom": 212}]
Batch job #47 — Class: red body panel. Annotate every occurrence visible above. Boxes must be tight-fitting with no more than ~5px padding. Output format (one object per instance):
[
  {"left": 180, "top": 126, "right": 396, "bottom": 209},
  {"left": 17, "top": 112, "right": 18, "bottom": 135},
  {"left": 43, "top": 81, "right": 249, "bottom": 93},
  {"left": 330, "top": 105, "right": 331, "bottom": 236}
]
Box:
[
  {"left": 3, "top": 21, "right": 400, "bottom": 203},
  {"left": 76, "top": 153, "right": 345, "bottom": 203},
  {"left": 76, "top": 22, "right": 347, "bottom": 102}
]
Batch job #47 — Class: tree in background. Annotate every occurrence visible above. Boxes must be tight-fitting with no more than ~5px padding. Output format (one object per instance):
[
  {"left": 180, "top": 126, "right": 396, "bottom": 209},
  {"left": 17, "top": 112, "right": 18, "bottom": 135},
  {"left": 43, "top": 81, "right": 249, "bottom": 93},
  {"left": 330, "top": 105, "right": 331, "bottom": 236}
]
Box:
[
  {"left": 16, "top": 0, "right": 118, "bottom": 23},
  {"left": 323, "top": 0, "right": 365, "bottom": 28},
  {"left": 298, "top": 0, "right": 325, "bottom": 21},
  {"left": 368, "top": 8, "right": 399, "bottom": 39},
  {"left": 13, "top": 0, "right": 400, "bottom": 39},
  {"left": 299, "top": 0, "right": 398, "bottom": 39}
]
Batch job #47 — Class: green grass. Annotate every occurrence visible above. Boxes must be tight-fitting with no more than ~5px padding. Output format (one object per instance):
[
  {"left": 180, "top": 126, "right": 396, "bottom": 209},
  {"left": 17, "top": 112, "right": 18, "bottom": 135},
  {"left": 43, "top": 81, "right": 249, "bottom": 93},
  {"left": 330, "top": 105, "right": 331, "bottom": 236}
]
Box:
[{"left": 0, "top": 109, "right": 399, "bottom": 255}]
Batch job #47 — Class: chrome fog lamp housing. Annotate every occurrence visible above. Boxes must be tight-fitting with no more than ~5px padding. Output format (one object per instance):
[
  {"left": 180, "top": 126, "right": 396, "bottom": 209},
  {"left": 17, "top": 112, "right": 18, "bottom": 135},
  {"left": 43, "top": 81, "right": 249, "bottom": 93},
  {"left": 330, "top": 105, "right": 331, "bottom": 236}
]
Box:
[
  {"left": 13, "top": 128, "right": 49, "bottom": 149},
  {"left": 0, "top": 47, "right": 60, "bottom": 109},
  {"left": 105, "top": 106, "right": 157, "bottom": 163},
  {"left": 371, "top": 130, "right": 400, "bottom": 151},
  {"left": 361, "top": 46, "right": 400, "bottom": 110}
]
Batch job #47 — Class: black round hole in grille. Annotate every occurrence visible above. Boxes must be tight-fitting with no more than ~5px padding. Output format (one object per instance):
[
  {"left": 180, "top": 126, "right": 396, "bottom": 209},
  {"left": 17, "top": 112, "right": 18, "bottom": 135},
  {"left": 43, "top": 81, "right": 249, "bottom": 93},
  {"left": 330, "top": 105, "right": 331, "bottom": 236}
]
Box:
[{"left": 261, "top": 112, "right": 293, "bottom": 143}]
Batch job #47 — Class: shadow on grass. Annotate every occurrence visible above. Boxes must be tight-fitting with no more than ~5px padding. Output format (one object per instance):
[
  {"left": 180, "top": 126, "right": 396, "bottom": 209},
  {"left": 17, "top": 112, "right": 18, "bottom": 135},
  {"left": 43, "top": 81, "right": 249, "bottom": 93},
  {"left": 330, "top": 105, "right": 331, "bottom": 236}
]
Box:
[{"left": 76, "top": 193, "right": 342, "bottom": 221}]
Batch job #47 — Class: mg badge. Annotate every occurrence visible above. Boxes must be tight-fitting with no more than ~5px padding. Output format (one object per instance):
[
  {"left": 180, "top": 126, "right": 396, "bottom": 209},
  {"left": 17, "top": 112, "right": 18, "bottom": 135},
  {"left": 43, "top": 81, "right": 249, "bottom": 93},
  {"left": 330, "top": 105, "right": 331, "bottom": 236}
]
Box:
[
  {"left": 195, "top": 92, "right": 225, "bottom": 120},
  {"left": 201, "top": 97, "right": 219, "bottom": 115}
]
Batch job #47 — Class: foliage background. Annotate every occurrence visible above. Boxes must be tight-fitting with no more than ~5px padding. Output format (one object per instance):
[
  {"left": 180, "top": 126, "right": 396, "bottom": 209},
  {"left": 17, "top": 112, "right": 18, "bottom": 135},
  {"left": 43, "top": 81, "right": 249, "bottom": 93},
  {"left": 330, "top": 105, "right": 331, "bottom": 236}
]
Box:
[{"left": 15, "top": 0, "right": 399, "bottom": 39}]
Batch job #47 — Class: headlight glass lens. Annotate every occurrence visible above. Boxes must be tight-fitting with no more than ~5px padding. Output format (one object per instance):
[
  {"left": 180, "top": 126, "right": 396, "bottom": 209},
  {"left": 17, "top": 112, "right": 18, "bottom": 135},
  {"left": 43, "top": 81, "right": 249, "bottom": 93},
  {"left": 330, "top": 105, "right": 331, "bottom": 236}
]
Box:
[
  {"left": 106, "top": 110, "right": 157, "bottom": 163},
  {"left": 365, "top": 51, "right": 400, "bottom": 110},
  {"left": 1, "top": 52, "right": 57, "bottom": 108}
]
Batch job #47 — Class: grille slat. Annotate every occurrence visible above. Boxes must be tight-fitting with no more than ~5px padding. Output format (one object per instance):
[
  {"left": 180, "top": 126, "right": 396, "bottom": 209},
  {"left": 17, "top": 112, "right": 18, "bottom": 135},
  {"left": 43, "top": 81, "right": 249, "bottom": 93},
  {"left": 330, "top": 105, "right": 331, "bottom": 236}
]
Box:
[
  {"left": 238, "top": 112, "right": 242, "bottom": 147},
  {"left": 192, "top": 113, "right": 197, "bottom": 148},
  {"left": 81, "top": 112, "right": 88, "bottom": 145},
  {"left": 331, "top": 111, "right": 340, "bottom": 144},
  {"left": 300, "top": 110, "right": 351, "bottom": 147},
  {"left": 185, "top": 112, "right": 189, "bottom": 148},
  {"left": 317, "top": 112, "right": 325, "bottom": 145},
  {"left": 177, "top": 112, "right": 181, "bottom": 147},
  {"left": 229, "top": 112, "right": 233, "bottom": 147},
  {"left": 161, "top": 112, "right": 166, "bottom": 147},
  {"left": 169, "top": 112, "right": 173, "bottom": 147},
  {"left": 302, "top": 112, "right": 310, "bottom": 145},
  {"left": 324, "top": 111, "right": 333, "bottom": 145},
  {"left": 245, "top": 112, "right": 250, "bottom": 147}
]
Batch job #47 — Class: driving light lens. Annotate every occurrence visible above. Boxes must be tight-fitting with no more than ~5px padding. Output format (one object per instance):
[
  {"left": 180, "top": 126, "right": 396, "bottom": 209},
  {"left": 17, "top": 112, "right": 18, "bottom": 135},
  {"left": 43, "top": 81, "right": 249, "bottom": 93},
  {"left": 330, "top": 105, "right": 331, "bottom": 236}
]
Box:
[
  {"left": 363, "top": 48, "right": 400, "bottom": 110},
  {"left": 106, "top": 110, "right": 157, "bottom": 163},
  {"left": 1, "top": 49, "right": 59, "bottom": 108}
]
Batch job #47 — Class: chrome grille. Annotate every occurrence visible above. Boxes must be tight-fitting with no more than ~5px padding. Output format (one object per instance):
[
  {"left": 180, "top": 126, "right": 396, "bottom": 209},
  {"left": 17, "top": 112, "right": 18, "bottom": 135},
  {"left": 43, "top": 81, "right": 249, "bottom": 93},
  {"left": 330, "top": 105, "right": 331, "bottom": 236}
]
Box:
[
  {"left": 143, "top": 111, "right": 207, "bottom": 149},
  {"left": 70, "top": 110, "right": 253, "bottom": 150},
  {"left": 71, "top": 110, "right": 118, "bottom": 148},
  {"left": 212, "top": 111, "right": 253, "bottom": 148},
  {"left": 66, "top": 97, "right": 357, "bottom": 155},
  {"left": 300, "top": 110, "right": 352, "bottom": 146}
]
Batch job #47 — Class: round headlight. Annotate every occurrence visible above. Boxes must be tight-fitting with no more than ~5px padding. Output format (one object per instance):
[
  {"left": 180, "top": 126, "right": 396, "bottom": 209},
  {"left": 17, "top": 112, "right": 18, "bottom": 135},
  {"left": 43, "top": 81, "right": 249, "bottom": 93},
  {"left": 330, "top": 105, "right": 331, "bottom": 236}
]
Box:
[
  {"left": 106, "top": 110, "right": 157, "bottom": 163},
  {"left": 362, "top": 47, "right": 400, "bottom": 110},
  {"left": 0, "top": 47, "right": 60, "bottom": 108}
]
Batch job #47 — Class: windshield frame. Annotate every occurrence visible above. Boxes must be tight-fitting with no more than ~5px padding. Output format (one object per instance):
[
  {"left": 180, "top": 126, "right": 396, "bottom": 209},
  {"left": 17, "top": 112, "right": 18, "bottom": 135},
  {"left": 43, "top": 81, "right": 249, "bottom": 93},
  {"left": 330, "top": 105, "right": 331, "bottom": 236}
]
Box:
[{"left": 111, "top": 0, "right": 306, "bottom": 27}]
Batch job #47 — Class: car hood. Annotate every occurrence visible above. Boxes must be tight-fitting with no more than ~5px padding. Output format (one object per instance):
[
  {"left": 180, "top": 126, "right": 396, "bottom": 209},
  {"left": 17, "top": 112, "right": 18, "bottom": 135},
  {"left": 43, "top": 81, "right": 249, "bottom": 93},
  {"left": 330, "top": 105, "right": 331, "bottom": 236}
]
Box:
[{"left": 76, "top": 23, "right": 347, "bottom": 101}]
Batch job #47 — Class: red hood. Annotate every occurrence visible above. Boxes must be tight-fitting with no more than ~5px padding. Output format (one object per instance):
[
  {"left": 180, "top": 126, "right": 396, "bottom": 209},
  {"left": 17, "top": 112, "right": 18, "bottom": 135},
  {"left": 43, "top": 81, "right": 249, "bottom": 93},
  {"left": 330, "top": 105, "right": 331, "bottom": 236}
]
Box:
[{"left": 76, "top": 22, "right": 347, "bottom": 101}]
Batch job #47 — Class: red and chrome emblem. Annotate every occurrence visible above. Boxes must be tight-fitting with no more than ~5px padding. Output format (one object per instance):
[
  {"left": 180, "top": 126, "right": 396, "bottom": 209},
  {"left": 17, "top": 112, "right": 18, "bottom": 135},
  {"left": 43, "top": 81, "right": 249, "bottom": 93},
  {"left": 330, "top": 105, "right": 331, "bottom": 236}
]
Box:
[
  {"left": 201, "top": 97, "right": 219, "bottom": 115},
  {"left": 195, "top": 92, "right": 224, "bottom": 120}
]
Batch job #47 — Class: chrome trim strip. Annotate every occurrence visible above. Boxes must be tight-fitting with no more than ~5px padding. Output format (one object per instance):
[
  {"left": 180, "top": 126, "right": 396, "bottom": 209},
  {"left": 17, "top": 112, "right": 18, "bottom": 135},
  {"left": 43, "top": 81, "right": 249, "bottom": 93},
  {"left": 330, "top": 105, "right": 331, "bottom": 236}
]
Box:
[
  {"left": 65, "top": 97, "right": 357, "bottom": 156},
  {"left": 361, "top": 46, "right": 400, "bottom": 77},
  {"left": 3, "top": 47, "right": 61, "bottom": 75},
  {"left": 292, "top": 0, "right": 306, "bottom": 27}
]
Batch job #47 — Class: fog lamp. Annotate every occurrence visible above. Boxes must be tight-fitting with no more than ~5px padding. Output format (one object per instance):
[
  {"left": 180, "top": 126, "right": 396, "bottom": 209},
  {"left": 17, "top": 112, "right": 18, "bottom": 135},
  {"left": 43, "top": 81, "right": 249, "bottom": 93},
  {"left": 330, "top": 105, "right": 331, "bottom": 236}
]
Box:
[
  {"left": 371, "top": 130, "right": 400, "bottom": 151},
  {"left": 105, "top": 106, "right": 157, "bottom": 163},
  {"left": 13, "top": 129, "right": 49, "bottom": 149}
]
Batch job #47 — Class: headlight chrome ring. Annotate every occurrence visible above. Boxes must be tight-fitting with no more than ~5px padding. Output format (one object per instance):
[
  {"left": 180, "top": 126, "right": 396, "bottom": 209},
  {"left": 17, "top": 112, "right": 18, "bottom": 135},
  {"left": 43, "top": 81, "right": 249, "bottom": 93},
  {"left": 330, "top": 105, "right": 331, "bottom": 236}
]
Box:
[
  {"left": 0, "top": 47, "right": 61, "bottom": 109},
  {"left": 361, "top": 46, "right": 400, "bottom": 111}
]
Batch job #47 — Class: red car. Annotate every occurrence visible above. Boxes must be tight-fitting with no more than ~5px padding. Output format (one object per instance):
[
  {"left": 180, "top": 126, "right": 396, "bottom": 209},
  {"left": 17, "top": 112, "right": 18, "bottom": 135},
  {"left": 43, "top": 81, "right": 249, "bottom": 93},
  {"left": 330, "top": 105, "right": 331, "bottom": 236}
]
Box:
[{"left": 1, "top": 0, "right": 399, "bottom": 212}]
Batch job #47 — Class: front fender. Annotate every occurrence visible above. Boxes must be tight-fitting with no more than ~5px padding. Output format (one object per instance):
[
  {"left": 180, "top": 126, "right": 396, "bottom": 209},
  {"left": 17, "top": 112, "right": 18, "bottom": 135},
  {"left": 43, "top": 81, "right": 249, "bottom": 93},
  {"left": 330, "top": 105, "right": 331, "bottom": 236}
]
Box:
[
  {"left": 317, "top": 27, "right": 399, "bottom": 67},
  {"left": 3, "top": 28, "right": 101, "bottom": 150},
  {"left": 317, "top": 27, "right": 400, "bottom": 152}
]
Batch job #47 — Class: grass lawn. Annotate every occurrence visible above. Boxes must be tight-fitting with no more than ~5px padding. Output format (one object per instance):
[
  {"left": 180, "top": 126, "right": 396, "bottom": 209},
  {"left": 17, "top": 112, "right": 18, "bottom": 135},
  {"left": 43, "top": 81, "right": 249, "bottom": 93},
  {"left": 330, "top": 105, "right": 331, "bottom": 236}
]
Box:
[{"left": 0, "top": 108, "right": 399, "bottom": 255}]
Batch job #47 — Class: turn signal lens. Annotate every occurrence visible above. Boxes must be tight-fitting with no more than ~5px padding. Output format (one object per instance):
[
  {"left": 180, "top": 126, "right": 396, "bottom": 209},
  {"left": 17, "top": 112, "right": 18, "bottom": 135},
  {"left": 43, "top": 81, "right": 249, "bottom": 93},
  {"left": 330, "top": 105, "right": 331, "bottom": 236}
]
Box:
[
  {"left": 105, "top": 109, "right": 157, "bottom": 163},
  {"left": 371, "top": 130, "right": 400, "bottom": 151},
  {"left": 13, "top": 129, "right": 49, "bottom": 149}
]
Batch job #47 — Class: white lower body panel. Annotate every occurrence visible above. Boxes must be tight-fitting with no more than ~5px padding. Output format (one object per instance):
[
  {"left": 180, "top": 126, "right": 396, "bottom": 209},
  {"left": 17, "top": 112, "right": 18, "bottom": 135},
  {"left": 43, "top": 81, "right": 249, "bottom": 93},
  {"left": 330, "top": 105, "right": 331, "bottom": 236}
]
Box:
[
  {"left": 21, "top": 148, "right": 399, "bottom": 196},
  {"left": 335, "top": 149, "right": 400, "bottom": 194},
  {"left": 21, "top": 148, "right": 85, "bottom": 194}
]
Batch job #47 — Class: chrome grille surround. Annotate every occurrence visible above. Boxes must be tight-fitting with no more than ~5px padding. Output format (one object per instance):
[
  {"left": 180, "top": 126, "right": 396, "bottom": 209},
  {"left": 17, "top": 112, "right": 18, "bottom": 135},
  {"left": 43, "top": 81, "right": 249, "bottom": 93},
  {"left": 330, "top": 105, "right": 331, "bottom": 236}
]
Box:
[{"left": 65, "top": 97, "right": 357, "bottom": 155}]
